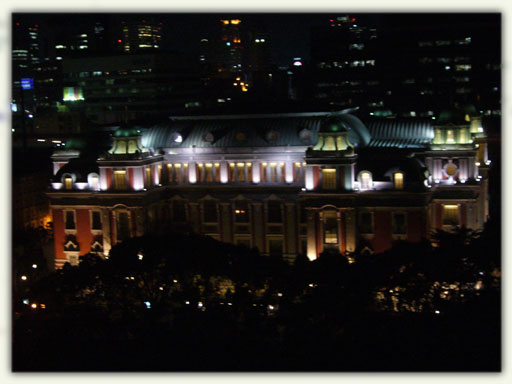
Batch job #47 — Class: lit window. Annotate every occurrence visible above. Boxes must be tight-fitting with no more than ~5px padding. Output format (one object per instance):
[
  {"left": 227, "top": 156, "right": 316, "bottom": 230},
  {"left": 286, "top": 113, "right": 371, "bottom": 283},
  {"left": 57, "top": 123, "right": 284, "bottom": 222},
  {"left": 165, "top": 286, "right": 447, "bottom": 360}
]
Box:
[
  {"left": 433, "top": 128, "right": 443, "bottom": 144},
  {"left": 443, "top": 205, "right": 460, "bottom": 226},
  {"left": 237, "top": 163, "right": 245, "bottom": 182},
  {"left": 459, "top": 128, "right": 468, "bottom": 143},
  {"left": 235, "top": 201, "right": 249, "bottom": 223},
  {"left": 394, "top": 172, "right": 404, "bottom": 190},
  {"left": 197, "top": 163, "right": 204, "bottom": 182},
  {"left": 270, "top": 163, "right": 277, "bottom": 182},
  {"left": 205, "top": 163, "right": 213, "bottom": 183},
  {"left": 446, "top": 130, "right": 455, "bottom": 143},
  {"left": 360, "top": 172, "right": 372, "bottom": 190},
  {"left": 229, "top": 163, "right": 235, "bottom": 181},
  {"left": 323, "top": 210, "right": 338, "bottom": 244},
  {"left": 145, "top": 167, "right": 152, "bottom": 187},
  {"left": 261, "top": 163, "right": 268, "bottom": 182},
  {"left": 114, "top": 170, "right": 127, "bottom": 190},
  {"left": 322, "top": 169, "right": 337, "bottom": 190},
  {"left": 64, "top": 177, "right": 73, "bottom": 190},
  {"left": 214, "top": 163, "right": 220, "bottom": 182}
]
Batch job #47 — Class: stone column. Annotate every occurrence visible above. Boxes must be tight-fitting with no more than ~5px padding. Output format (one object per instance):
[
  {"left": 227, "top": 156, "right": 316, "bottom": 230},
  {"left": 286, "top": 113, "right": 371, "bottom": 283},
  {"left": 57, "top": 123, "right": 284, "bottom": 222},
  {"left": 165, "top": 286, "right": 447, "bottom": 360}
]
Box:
[
  {"left": 252, "top": 160, "right": 260, "bottom": 183},
  {"left": 305, "top": 166, "right": 314, "bottom": 190},
  {"left": 188, "top": 161, "right": 197, "bottom": 184},
  {"left": 220, "top": 162, "right": 228, "bottom": 183},
  {"left": 285, "top": 161, "right": 293, "bottom": 184}
]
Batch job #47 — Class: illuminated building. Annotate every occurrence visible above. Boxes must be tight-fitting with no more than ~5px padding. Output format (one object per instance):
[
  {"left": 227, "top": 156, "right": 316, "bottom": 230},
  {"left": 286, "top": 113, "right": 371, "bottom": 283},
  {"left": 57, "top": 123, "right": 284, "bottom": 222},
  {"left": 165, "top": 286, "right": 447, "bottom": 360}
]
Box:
[
  {"left": 47, "top": 109, "right": 491, "bottom": 268},
  {"left": 218, "top": 19, "right": 243, "bottom": 73},
  {"left": 121, "top": 17, "right": 162, "bottom": 53},
  {"left": 60, "top": 52, "right": 203, "bottom": 124}
]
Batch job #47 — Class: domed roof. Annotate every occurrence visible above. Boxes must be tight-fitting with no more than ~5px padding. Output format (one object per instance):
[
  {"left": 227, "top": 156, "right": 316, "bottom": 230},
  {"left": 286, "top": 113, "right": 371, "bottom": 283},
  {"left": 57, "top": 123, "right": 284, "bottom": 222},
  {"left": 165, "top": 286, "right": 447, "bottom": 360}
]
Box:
[{"left": 319, "top": 114, "right": 371, "bottom": 148}]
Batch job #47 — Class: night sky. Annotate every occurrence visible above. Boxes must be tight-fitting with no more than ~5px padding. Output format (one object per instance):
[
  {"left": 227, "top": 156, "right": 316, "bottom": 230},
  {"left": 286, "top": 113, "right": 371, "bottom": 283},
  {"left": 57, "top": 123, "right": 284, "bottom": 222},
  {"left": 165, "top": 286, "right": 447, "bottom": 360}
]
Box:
[{"left": 14, "top": 12, "right": 501, "bottom": 66}]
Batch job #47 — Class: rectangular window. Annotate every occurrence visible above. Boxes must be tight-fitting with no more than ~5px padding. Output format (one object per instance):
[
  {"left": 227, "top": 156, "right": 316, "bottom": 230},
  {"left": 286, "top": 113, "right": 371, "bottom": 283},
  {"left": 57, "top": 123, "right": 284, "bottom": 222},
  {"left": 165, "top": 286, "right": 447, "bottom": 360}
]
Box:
[
  {"left": 433, "top": 128, "right": 443, "bottom": 144},
  {"left": 323, "top": 210, "right": 338, "bottom": 244},
  {"left": 270, "top": 163, "right": 277, "bottom": 182},
  {"left": 197, "top": 163, "right": 204, "bottom": 182},
  {"left": 91, "top": 211, "right": 102, "bottom": 230},
  {"left": 205, "top": 163, "right": 213, "bottom": 182},
  {"left": 394, "top": 173, "right": 404, "bottom": 190},
  {"left": 247, "top": 163, "right": 252, "bottom": 182},
  {"left": 295, "top": 162, "right": 302, "bottom": 182},
  {"left": 446, "top": 129, "right": 455, "bottom": 143},
  {"left": 167, "top": 164, "right": 173, "bottom": 183},
  {"left": 392, "top": 212, "right": 407, "bottom": 235},
  {"left": 262, "top": 163, "right": 268, "bottom": 182},
  {"left": 459, "top": 128, "right": 468, "bottom": 144},
  {"left": 117, "top": 211, "right": 130, "bottom": 242},
  {"left": 322, "top": 169, "right": 337, "bottom": 190},
  {"left": 145, "top": 167, "right": 151, "bottom": 187},
  {"left": 267, "top": 201, "right": 283, "bottom": 223},
  {"left": 203, "top": 200, "right": 218, "bottom": 223},
  {"left": 183, "top": 164, "right": 188, "bottom": 183},
  {"left": 114, "top": 170, "right": 127, "bottom": 190},
  {"left": 235, "top": 201, "right": 249, "bottom": 223},
  {"left": 172, "top": 200, "right": 187, "bottom": 222},
  {"left": 360, "top": 212, "right": 373, "bottom": 234},
  {"left": 214, "top": 163, "right": 220, "bottom": 182},
  {"left": 360, "top": 172, "right": 371, "bottom": 190},
  {"left": 174, "top": 164, "right": 182, "bottom": 183},
  {"left": 237, "top": 163, "right": 245, "bottom": 182},
  {"left": 65, "top": 210, "right": 75, "bottom": 230},
  {"left": 443, "top": 205, "right": 460, "bottom": 226},
  {"left": 280, "top": 163, "right": 285, "bottom": 182},
  {"left": 268, "top": 239, "right": 283, "bottom": 255},
  {"left": 229, "top": 163, "right": 235, "bottom": 181},
  {"left": 64, "top": 177, "right": 73, "bottom": 190}
]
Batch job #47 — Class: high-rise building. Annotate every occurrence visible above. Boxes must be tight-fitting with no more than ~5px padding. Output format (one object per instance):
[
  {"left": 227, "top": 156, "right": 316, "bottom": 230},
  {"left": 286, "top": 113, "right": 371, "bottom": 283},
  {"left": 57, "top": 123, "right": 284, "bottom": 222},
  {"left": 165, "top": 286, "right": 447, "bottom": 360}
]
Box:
[
  {"left": 218, "top": 19, "right": 243, "bottom": 73},
  {"left": 310, "top": 15, "right": 381, "bottom": 111},
  {"left": 121, "top": 17, "right": 162, "bottom": 53}
]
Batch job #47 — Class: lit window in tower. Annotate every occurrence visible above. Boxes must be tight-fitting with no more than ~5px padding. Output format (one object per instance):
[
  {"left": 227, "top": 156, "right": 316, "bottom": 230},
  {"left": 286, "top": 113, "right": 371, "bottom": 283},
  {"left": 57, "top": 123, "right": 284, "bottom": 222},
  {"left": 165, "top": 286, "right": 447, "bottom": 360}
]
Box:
[
  {"left": 205, "top": 163, "right": 213, "bottom": 182},
  {"left": 322, "top": 169, "right": 337, "bottom": 190},
  {"left": 443, "top": 205, "right": 460, "bottom": 226},
  {"left": 114, "top": 170, "right": 127, "bottom": 190},
  {"left": 394, "top": 172, "right": 404, "bottom": 190}
]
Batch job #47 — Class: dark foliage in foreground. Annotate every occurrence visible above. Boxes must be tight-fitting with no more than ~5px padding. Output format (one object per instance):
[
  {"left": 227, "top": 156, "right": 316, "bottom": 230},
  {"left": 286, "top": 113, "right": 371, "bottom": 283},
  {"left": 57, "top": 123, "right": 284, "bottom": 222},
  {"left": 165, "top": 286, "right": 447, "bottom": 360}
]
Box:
[{"left": 13, "top": 223, "right": 501, "bottom": 371}]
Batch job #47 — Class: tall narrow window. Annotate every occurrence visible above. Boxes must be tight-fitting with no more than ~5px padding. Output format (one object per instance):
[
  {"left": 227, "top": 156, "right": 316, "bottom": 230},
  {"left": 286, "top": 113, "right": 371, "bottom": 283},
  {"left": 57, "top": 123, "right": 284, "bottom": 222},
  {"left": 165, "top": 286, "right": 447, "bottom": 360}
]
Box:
[
  {"left": 322, "top": 169, "right": 337, "bottom": 190},
  {"left": 392, "top": 212, "right": 407, "bottom": 234},
  {"left": 65, "top": 211, "right": 75, "bottom": 230},
  {"left": 145, "top": 167, "right": 151, "bottom": 187},
  {"left": 205, "top": 163, "right": 213, "bottom": 182},
  {"left": 433, "top": 128, "right": 443, "bottom": 144},
  {"left": 323, "top": 210, "right": 338, "bottom": 244},
  {"left": 197, "top": 163, "right": 204, "bottom": 182},
  {"left": 360, "top": 171, "right": 372, "bottom": 190},
  {"left": 394, "top": 172, "right": 404, "bottom": 190},
  {"left": 117, "top": 211, "right": 130, "bottom": 241},
  {"left": 157, "top": 164, "right": 162, "bottom": 182},
  {"left": 234, "top": 200, "right": 249, "bottom": 223},
  {"left": 237, "top": 163, "right": 245, "bottom": 182},
  {"left": 91, "top": 211, "right": 102, "bottom": 230},
  {"left": 172, "top": 200, "right": 187, "bottom": 222},
  {"left": 64, "top": 177, "right": 73, "bottom": 190},
  {"left": 247, "top": 163, "right": 252, "bottom": 182},
  {"left": 267, "top": 201, "right": 283, "bottom": 223},
  {"left": 183, "top": 164, "right": 188, "bottom": 182},
  {"left": 167, "top": 164, "right": 173, "bottom": 183},
  {"left": 203, "top": 200, "right": 218, "bottom": 223},
  {"left": 114, "top": 170, "right": 127, "bottom": 190},
  {"left": 280, "top": 162, "right": 285, "bottom": 182},
  {"left": 261, "top": 163, "right": 268, "bottom": 182},
  {"left": 270, "top": 163, "right": 277, "bottom": 182},
  {"left": 214, "top": 163, "right": 220, "bottom": 182},
  {"left": 174, "top": 164, "right": 182, "bottom": 183},
  {"left": 295, "top": 162, "right": 302, "bottom": 182},
  {"left": 446, "top": 129, "right": 455, "bottom": 143},
  {"left": 229, "top": 163, "right": 235, "bottom": 181},
  {"left": 443, "top": 205, "right": 460, "bottom": 226}
]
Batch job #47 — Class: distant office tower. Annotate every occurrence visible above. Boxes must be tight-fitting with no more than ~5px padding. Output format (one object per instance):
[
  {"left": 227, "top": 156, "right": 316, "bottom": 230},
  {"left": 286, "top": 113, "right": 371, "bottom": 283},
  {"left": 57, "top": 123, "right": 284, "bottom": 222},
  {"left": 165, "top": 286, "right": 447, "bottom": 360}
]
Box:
[
  {"left": 121, "top": 17, "right": 162, "bottom": 53},
  {"left": 310, "top": 15, "right": 381, "bottom": 111},
  {"left": 218, "top": 19, "right": 243, "bottom": 73},
  {"left": 379, "top": 14, "right": 501, "bottom": 118}
]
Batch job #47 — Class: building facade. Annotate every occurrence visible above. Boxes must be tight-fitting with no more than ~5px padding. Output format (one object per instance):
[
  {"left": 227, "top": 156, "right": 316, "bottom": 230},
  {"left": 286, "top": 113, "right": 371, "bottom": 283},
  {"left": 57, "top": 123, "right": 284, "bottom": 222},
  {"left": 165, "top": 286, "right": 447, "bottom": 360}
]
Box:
[{"left": 47, "top": 110, "right": 490, "bottom": 268}]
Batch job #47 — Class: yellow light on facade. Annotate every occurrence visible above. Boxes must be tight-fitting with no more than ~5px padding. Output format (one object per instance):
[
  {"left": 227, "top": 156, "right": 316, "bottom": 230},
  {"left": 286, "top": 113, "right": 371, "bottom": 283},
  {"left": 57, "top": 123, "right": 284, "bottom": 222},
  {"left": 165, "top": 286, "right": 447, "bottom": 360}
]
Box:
[
  {"left": 230, "top": 19, "right": 241, "bottom": 24},
  {"left": 221, "top": 20, "right": 229, "bottom": 25},
  {"left": 31, "top": 303, "right": 37, "bottom": 309}
]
